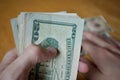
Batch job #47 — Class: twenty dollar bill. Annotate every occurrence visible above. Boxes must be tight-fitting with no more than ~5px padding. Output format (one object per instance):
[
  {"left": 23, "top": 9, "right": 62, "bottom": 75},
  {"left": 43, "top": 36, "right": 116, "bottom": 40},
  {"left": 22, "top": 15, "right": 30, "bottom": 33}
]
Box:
[{"left": 11, "top": 12, "right": 84, "bottom": 80}]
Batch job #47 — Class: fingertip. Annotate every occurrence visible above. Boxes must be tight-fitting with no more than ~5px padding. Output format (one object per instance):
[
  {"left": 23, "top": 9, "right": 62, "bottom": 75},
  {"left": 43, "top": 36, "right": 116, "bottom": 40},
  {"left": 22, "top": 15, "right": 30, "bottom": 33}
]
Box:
[
  {"left": 47, "top": 47, "right": 58, "bottom": 57},
  {"left": 78, "top": 61, "right": 89, "bottom": 73},
  {"left": 24, "top": 44, "right": 58, "bottom": 62}
]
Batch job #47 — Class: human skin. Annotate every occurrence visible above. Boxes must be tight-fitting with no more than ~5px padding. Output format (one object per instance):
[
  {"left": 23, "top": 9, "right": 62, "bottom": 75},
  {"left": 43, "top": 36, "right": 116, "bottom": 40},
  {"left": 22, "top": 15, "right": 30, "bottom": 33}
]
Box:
[
  {"left": 0, "top": 32, "right": 120, "bottom": 80},
  {"left": 0, "top": 45, "right": 57, "bottom": 80},
  {"left": 78, "top": 32, "right": 120, "bottom": 80}
]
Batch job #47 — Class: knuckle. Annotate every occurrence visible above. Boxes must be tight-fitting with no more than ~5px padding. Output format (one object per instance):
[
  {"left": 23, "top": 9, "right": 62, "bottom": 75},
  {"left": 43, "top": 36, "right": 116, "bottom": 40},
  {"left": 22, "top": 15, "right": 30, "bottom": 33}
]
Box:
[
  {"left": 26, "top": 44, "right": 42, "bottom": 55},
  {"left": 25, "top": 44, "right": 50, "bottom": 62},
  {"left": 5, "top": 51, "right": 13, "bottom": 58},
  {"left": 24, "top": 45, "right": 44, "bottom": 62},
  {"left": 24, "top": 45, "right": 44, "bottom": 64},
  {"left": 6, "top": 48, "right": 16, "bottom": 55}
]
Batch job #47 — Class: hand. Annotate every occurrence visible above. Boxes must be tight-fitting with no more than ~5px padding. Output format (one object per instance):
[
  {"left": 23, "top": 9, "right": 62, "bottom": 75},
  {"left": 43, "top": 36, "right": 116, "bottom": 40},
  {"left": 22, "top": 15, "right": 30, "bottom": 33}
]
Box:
[
  {"left": 78, "top": 32, "right": 120, "bottom": 80},
  {"left": 0, "top": 44, "right": 57, "bottom": 80}
]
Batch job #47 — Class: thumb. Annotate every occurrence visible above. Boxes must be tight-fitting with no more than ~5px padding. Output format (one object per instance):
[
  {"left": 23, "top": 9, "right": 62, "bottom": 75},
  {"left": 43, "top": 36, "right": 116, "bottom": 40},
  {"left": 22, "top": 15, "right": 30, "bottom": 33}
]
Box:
[
  {"left": 0, "top": 44, "right": 57, "bottom": 80},
  {"left": 23, "top": 44, "right": 57, "bottom": 63}
]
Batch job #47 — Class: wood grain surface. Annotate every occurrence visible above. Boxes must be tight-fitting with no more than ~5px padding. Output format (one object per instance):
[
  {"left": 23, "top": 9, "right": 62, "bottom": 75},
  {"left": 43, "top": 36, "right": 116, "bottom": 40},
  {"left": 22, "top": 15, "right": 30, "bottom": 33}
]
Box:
[{"left": 0, "top": 0, "right": 120, "bottom": 80}]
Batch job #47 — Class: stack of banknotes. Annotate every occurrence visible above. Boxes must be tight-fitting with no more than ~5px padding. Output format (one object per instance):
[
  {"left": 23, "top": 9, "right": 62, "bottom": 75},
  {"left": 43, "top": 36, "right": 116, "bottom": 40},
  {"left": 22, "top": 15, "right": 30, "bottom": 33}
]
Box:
[{"left": 10, "top": 11, "right": 112, "bottom": 80}]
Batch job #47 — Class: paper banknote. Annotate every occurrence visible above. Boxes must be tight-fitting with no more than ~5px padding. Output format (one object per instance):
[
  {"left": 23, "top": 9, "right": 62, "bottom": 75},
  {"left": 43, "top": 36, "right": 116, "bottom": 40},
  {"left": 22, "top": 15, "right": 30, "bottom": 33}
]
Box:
[
  {"left": 81, "top": 16, "right": 112, "bottom": 55},
  {"left": 11, "top": 12, "right": 84, "bottom": 80},
  {"left": 10, "top": 11, "right": 112, "bottom": 79},
  {"left": 84, "top": 16, "right": 112, "bottom": 33}
]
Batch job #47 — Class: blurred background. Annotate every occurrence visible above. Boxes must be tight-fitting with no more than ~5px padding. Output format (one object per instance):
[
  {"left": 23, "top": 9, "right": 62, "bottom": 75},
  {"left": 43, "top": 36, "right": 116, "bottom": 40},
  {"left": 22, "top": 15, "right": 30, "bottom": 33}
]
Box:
[{"left": 0, "top": 0, "right": 120, "bottom": 79}]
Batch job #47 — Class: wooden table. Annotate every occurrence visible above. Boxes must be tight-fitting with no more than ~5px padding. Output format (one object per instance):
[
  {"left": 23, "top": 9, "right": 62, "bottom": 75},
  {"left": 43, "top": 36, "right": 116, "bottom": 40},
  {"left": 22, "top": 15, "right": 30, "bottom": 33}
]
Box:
[{"left": 0, "top": 0, "right": 120, "bottom": 80}]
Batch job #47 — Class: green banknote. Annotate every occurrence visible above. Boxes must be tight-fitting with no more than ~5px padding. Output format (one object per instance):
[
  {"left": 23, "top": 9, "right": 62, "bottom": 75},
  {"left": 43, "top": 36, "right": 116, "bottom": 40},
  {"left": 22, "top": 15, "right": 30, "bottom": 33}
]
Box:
[
  {"left": 11, "top": 12, "right": 84, "bottom": 80},
  {"left": 10, "top": 18, "right": 19, "bottom": 49},
  {"left": 10, "top": 12, "right": 113, "bottom": 79},
  {"left": 23, "top": 13, "right": 84, "bottom": 80}
]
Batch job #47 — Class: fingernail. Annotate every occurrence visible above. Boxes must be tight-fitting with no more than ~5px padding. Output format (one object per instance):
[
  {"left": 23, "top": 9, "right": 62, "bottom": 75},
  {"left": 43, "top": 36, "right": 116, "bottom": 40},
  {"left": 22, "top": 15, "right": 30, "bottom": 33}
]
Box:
[{"left": 47, "top": 47, "right": 57, "bottom": 56}]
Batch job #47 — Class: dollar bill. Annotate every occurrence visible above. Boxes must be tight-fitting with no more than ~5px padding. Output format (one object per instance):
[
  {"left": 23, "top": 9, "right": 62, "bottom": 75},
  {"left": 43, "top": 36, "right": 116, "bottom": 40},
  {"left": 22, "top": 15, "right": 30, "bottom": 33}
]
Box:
[
  {"left": 10, "top": 12, "right": 113, "bottom": 79},
  {"left": 81, "top": 16, "right": 112, "bottom": 55},
  {"left": 84, "top": 16, "right": 112, "bottom": 33},
  {"left": 11, "top": 12, "right": 84, "bottom": 80},
  {"left": 10, "top": 18, "right": 19, "bottom": 49},
  {"left": 17, "top": 12, "right": 78, "bottom": 54},
  {"left": 24, "top": 13, "right": 84, "bottom": 80}
]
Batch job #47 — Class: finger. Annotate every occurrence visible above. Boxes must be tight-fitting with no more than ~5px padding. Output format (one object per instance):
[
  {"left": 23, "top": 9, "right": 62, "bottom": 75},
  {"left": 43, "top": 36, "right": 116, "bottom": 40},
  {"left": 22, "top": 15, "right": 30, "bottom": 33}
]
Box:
[
  {"left": 82, "top": 40, "right": 113, "bottom": 70},
  {"left": 108, "top": 38, "right": 120, "bottom": 49},
  {"left": 78, "top": 61, "right": 89, "bottom": 73},
  {"left": 79, "top": 57, "right": 103, "bottom": 80},
  {"left": 97, "top": 33, "right": 120, "bottom": 50},
  {"left": 18, "top": 65, "right": 32, "bottom": 80},
  {"left": 0, "top": 48, "right": 18, "bottom": 72},
  {"left": 0, "top": 44, "right": 57, "bottom": 80},
  {"left": 82, "top": 58, "right": 103, "bottom": 80},
  {"left": 83, "top": 32, "right": 120, "bottom": 54},
  {"left": 83, "top": 32, "right": 109, "bottom": 47}
]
